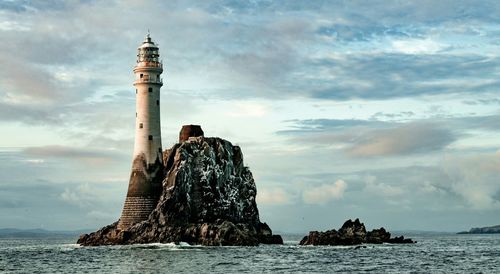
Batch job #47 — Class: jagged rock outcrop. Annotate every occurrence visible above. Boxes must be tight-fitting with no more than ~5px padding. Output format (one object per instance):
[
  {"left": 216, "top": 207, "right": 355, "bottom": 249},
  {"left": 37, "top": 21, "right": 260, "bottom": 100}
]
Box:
[
  {"left": 78, "top": 134, "right": 282, "bottom": 246},
  {"left": 299, "top": 218, "right": 415, "bottom": 245}
]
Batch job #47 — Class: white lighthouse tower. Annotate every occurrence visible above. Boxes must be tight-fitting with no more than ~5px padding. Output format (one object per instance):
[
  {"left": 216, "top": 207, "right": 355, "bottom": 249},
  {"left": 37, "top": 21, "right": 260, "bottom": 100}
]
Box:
[{"left": 118, "top": 34, "right": 164, "bottom": 230}]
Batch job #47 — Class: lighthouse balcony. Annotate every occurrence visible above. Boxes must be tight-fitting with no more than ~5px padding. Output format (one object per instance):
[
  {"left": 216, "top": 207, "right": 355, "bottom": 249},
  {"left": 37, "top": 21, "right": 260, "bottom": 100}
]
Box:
[
  {"left": 136, "top": 61, "right": 163, "bottom": 68},
  {"left": 134, "top": 75, "right": 163, "bottom": 85}
]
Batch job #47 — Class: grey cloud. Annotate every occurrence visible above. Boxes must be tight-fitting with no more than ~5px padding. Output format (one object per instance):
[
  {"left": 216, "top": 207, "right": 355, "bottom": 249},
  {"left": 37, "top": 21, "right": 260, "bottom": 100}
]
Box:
[
  {"left": 347, "top": 123, "right": 456, "bottom": 156},
  {"left": 305, "top": 54, "right": 500, "bottom": 100},
  {"left": 23, "top": 145, "right": 124, "bottom": 161},
  {"left": 462, "top": 98, "right": 500, "bottom": 105},
  {"left": 427, "top": 114, "right": 500, "bottom": 132},
  {"left": 494, "top": 191, "right": 500, "bottom": 202},
  {"left": 0, "top": 1, "right": 210, "bottom": 127},
  {"left": 0, "top": 94, "right": 135, "bottom": 148},
  {"left": 0, "top": 180, "right": 123, "bottom": 230},
  {"left": 371, "top": 111, "right": 415, "bottom": 120},
  {"left": 457, "top": 114, "right": 500, "bottom": 131},
  {"left": 315, "top": 22, "right": 427, "bottom": 43},
  {"left": 210, "top": 0, "right": 500, "bottom": 24},
  {"left": 207, "top": 0, "right": 500, "bottom": 50},
  {"left": 0, "top": 54, "right": 62, "bottom": 100},
  {"left": 0, "top": 197, "right": 26, "bottom": 209},
  {"left": 0, "top": 182, "right": 62, "bottom": 207},
  {"left": 0, "top": 6, "right": 116, "bottom": 67},
  {"left": 158, "top": 2, "right": 500, "bottom": 101},
  {"left": 0, "top": 150, "right": 126, "bottom": 229},
  {"left": 0, "top": 102, "right": 64, "bottom": 125},
  {"left": 1, "top": 0, "right": 499, "bottom": 122},
  {"left": 280, "top": 119, "right": 458, "bottom": 156},
  {"left": 279, "top": 119, "right": 387, "bottom": 133},
  {"left": 440, "top": 151, "right": 500, "bottom": 209},
  {"left": 280, "top": 114, "right": 500, "bottom": 151},
  {"left": 0, "top": 0, "right": 72, "bottom": 12}
]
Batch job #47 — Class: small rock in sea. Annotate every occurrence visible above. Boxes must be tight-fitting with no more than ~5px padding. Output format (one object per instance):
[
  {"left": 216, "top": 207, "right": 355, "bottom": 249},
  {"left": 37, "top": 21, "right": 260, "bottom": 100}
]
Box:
[{"left": 299, "top": 218, "right": 415, "bottom": 246}]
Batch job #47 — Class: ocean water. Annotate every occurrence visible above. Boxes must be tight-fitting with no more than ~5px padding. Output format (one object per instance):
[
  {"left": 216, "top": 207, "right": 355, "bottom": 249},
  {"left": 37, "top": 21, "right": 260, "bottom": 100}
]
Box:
[{"left": 0, "top": 233, "right": 499, "bottom": 273}]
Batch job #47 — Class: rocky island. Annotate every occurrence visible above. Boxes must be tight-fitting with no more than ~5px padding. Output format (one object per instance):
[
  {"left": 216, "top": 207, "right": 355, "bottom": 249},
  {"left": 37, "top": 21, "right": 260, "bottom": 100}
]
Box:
[
  {"left": 458, "top": 225, "right": 500, "bottom": 234},
  {"left": 78, "top": 126, "right": 283, "bottom": 246},
  {"left": 79, "top": 37, "right": 416, "bottom": 248},
  {"left": 300, "top": 218, "right": 415, "bottom": 245}
]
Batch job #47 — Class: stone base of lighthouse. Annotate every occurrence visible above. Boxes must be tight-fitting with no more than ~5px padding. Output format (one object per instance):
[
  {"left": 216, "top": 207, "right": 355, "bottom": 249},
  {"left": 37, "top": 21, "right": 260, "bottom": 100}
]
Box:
[{"left": 117, "top": 154, "right": 163, "bottom": 230}]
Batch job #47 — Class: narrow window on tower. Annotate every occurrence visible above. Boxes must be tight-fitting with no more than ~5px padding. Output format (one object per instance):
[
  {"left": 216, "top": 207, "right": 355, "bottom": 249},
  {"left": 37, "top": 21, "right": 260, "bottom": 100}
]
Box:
[
  {"left": 159, "top": 148, "right": 162, "bottom": 153},
  {"left": 139, "top": 123, "right": 143, "bottom": 129},
  {"left": 148, "top": 88, "right": 153, "bottom": 93},
  {"left": 135, "top": 112, "right": 137, "bottom": 117},
  {"left": 156, "top": 100, "right": 159, "bottom": 106},
  {"left": 140, "top": 74, "right": 143, "bottom": 78},
  {"left": 148, "top": 135, "right": 153, "bottom": 140}
]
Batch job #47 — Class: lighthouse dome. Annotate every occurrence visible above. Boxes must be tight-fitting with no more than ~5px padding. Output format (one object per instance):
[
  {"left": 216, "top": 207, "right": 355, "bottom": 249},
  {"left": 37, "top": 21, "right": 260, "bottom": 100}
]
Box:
[{"left": 139, "top": 34, "right": 158, "bottom": 49}]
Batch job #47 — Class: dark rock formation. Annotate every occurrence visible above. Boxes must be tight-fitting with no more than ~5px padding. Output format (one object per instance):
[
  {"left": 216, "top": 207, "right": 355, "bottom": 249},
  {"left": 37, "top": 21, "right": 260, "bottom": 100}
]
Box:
[
  {"left": 458, "top": 224, "right": 500, "bottom": 234},
  {"left": 386, "top": 235, "right": 415, "bottom": 244},
  {"left": 78, "top": 133, "right": 282, "bottom": 246},
  {"left": 366, "top": 227, "right": 390, "bottom": 244},
  {"left": 299, "top": 218, "right": 415, "bottom": 246}
]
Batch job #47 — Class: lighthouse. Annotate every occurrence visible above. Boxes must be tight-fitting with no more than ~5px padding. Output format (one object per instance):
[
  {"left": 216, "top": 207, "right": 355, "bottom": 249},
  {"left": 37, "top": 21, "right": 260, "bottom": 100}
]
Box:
[{"left": 118, "top": 34, "right": 164, "bottom": 230}]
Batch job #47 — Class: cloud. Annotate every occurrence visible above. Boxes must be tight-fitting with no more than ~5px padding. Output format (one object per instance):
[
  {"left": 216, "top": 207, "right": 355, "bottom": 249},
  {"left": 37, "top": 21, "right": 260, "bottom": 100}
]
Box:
[
  {"left": 257, "top": 188, "right": 291, "bottom": 205},
  {"left": 306, "top": 54, "right": 500, "bottom": 100},
  {"left": 281, "top": 119, "right": 457, "bottom": 157},
  {"left": 0, "top": 0, "right": 498, "bottom": 156},
  {"left": 457, "top": 114, "right": 500, "bottom": 131},
  {"left": 441, "top": 150, "right": 500, "bottom": 209},
  {"left": 60, "top": 183, "right": 97, "bottom": 207},
  {"left": 227, "top": 102, "right": 268, "bottom": 117},
  {"left": 462, "top": 98, "right": 500, "bottom": 106},
  {"left": 0, "top": 147, "right": 130, "bottom": 228},
  {"left": 371, "top": 111, "right": 415, "bottom": 120},
  {"left": 420, "top": 181, "right": 441, "bottom": 194},
  {"left": 391, "top": 38, "right": 446, "bottom": 54},
  {"left": 347, "top": 122, "right": 456, "bottom": 157},
  {"left": 363, "top": 175, "right": 404, "bottom": 197},
  {"left": 1, "top": 0, "right": 498, "bottom": 117},
  {"left": 303, "top": 180, "right": 347, "bottom": 204},
  {"left": 23, "top": 145, "right": 125, "bottom": 165},
  {"left": 0, "top": 0, "right": 72, "bottom": 13},
  {"left": 280, "top": 119, "right": 384, "bottom": 133},
  {"left": 0, "top": 180, "right": 118, "bottom": 229}
]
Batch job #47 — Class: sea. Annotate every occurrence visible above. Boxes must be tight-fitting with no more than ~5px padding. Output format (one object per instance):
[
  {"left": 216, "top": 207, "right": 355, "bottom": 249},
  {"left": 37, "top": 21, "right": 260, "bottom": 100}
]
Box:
[{"left": 0, "top": 233, "right": 499, "bottom": 273}]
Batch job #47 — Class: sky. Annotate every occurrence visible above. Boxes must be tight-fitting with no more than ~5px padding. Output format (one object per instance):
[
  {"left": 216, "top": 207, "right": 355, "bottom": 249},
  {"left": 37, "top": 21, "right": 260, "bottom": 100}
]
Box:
[{"left": 0, "top": 0, "right": 499, "bottom": 233}]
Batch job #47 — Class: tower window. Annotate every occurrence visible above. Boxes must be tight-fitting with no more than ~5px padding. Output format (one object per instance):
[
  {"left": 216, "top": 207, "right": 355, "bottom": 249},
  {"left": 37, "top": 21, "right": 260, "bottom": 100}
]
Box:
[
  {"left": 139, "top": 123, "right": 143, "bottom": 129},
  {"left": 148, "top": 135, "right": 153, "bottom": 140},
  {"left": 159, "top": 148, "right": 162, "bottom": 153},
  {"left": 135, "top": 89, "right": 137, "bottom": 94},
  {"left": 148, "top": 88, "right": 153, "bottom": 93},
  {"left": 135, "top": 112, "right": 137, "bottom": 117},
  {"left": 140, "top": 74, "right": 143, "bottom": 78},
  {"left": 156, "top": 100, "right": 159, "bottom": 106}
]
